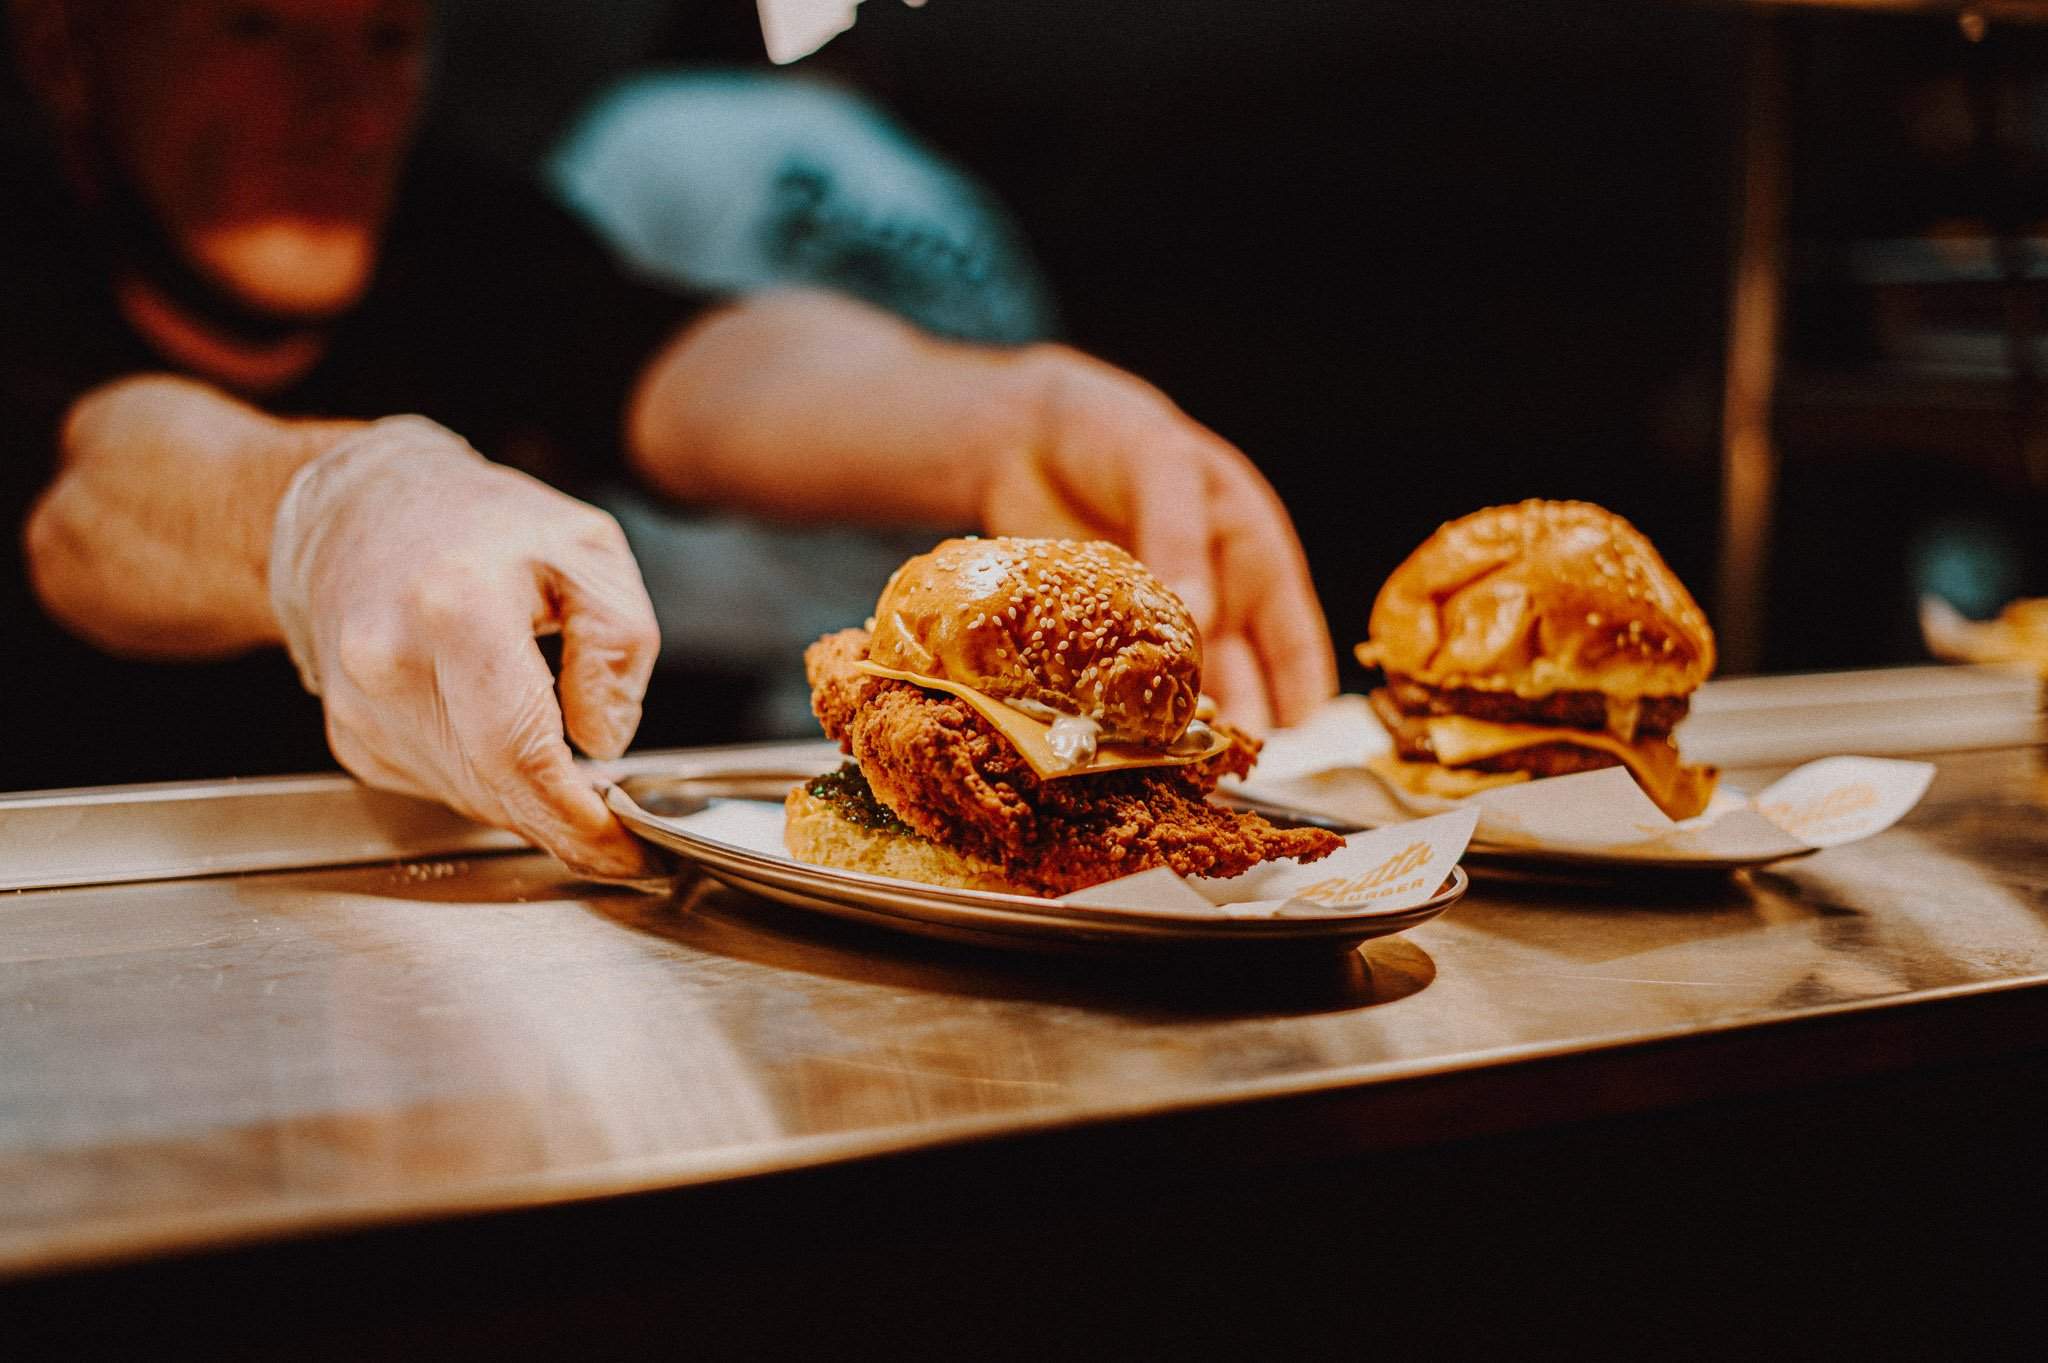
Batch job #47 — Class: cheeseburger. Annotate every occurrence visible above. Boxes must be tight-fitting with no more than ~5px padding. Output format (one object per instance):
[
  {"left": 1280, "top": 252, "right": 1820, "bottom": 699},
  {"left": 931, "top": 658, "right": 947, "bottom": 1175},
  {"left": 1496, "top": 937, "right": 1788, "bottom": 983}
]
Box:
[
  {"left": 791, "top": 537, "right": 1341, "bottom": 896},
  {"left": 1357, "top": 500, "right": 1718, "bottom": 820}
]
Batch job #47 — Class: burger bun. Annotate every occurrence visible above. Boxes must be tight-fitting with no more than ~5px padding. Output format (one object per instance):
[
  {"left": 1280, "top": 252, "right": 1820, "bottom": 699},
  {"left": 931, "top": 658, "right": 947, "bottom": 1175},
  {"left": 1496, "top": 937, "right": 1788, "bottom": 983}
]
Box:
[
  {"left": 784, "top": 784, "right": 1034, "bottom": 895},
  {"left": 1361, "top": 500, "right": 1714, "bottom": 699},
  {"left": 865, "top": 537, "right": 1201, "bottom": 747}
]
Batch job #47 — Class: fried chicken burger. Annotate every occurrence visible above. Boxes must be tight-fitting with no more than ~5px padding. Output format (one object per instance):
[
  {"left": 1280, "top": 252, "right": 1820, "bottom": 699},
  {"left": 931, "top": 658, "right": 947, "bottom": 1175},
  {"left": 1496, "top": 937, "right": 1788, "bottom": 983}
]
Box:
[
  {"left": 1356, "top": 500, "right": 1719, "bottom": 820},
  {"left": 792, "top": 537, "right": 1341, "bottom": 896}
]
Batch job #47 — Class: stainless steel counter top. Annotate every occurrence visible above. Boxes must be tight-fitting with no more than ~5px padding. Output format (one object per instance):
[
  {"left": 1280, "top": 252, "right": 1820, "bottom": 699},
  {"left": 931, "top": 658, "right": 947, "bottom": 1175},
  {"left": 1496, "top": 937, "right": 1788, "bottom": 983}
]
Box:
[{"left": 4, "top": 667, "right": 2045, "bottom": 1278}]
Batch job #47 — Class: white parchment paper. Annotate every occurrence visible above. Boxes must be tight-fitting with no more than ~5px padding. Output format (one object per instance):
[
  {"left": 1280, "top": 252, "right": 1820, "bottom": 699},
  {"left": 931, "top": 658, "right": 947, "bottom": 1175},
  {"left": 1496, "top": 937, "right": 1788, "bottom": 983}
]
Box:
[
  {"left": 1230, "top": 695, "right": 1934, "bottom": 862},
  {"left": 665, "top": 799, "right": 1477, "bottom": 920}
]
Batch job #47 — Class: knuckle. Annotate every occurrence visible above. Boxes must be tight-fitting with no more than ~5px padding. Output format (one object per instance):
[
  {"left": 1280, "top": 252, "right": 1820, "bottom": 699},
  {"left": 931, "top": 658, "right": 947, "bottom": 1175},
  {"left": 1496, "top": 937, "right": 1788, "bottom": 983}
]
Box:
[
  {"left": 566, "top": 581, "right": 658, "bottom": 658},
  {"left": 511, "top": 741, "right": 562, "bottom": 786},
  {"left": 575, "top": 507, "right": 632, "bottom": 556},
  {"left": 498, "top": 777, "right": 581, "bottom": 853},
  {"left": 331, "top": 620, "right": 413, "bottom": 695},
  {"left": 322, "top": 710, "right": 369, "bottom": 771},
  {"left": 544, "top": 502, "right": 628, "bottom": 559},
  {"left": 401, "top": 557, "right": 492, "bottom": 628},
  {"left": 612, "top": 603, "right": 660, "bottom": 657}
]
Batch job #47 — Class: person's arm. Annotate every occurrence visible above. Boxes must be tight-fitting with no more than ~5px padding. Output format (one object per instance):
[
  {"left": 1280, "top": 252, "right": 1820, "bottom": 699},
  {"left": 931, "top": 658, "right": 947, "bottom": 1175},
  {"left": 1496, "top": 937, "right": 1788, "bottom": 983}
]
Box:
[
  {"left": 24, "top": 374, "right": 659, "bottom": 879},
  {"left": 24, "top": 374, "right": 360, "bottom": 659},
  {"left": 626, "top": 288, "right": 1335, "bottom": 729}
]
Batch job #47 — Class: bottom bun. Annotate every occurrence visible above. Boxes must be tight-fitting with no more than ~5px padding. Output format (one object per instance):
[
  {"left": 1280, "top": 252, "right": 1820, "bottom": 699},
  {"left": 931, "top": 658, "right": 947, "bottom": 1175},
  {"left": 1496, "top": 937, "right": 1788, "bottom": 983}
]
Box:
[
  {"left": 1366, "top": 754, "right": 1530, "bottom": 802},
  {"left": 784, "top": 784, "right": 1036, "bottom": 895}
]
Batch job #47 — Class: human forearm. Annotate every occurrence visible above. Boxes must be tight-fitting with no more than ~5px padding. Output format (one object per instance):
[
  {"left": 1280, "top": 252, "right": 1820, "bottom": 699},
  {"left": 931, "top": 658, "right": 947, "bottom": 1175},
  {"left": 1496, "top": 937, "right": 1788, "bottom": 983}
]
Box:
[
  {"left": 23, "top": 374, "right": 363, "bottom": 659},
  {"left": 26, "top": 377, "right": 660, "bottom": 875},
  {"left": 625, "top": 289, "right": 1042, "bottom": 526},
  {"left": 625, "top": 287, "right": 1336, "bottom": 727}
]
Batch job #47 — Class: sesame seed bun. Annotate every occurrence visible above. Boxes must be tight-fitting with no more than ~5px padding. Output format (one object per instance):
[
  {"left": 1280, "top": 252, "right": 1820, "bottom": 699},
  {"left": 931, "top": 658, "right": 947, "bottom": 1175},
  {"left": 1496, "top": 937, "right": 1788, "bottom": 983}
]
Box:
[
  {"left": 1359, "top": 500, "right": 1715, "bottom": 699},
  {"left": 866, "top": 537, "right": 1202, "bottom": 747}
]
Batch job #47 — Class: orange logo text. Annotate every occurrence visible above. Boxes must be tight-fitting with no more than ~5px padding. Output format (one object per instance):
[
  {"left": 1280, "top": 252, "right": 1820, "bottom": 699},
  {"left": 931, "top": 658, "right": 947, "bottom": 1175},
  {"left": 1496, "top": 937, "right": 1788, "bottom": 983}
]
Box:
[
  {"left": 1291, "top": 841, "right": 1432, "bottom": 906},
  {"left": 1759, "top": 782, "right": 1879, "bottom": 835}
]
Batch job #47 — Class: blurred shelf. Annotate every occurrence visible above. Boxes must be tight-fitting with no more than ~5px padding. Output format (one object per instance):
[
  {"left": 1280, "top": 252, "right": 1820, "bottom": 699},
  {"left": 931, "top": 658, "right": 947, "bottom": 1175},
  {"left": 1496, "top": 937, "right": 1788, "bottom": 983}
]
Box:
[
  {"left": 1733, "top": 1, "right": 2048, "bottom": 19},
  {"left": 1684, "top": 661, "right": 2045, "bottom": 766}
]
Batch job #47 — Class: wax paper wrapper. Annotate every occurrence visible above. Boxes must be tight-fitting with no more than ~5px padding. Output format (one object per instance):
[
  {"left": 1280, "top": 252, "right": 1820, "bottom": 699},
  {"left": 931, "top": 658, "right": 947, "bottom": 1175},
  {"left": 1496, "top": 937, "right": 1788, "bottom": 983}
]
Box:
[
  {"left": 661, "top": 799, "right": 1476, "bottom": 921},
  {"left": 1229, "top": 695, "right": 1935, "bottom": 863}
]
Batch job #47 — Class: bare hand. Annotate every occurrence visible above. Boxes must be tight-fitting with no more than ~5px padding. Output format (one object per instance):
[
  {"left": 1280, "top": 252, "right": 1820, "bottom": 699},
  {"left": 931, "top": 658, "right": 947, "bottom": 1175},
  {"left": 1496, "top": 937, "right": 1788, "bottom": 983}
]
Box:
[{"left": 975, "top": 347, "right": 1335, "bottom": 730}]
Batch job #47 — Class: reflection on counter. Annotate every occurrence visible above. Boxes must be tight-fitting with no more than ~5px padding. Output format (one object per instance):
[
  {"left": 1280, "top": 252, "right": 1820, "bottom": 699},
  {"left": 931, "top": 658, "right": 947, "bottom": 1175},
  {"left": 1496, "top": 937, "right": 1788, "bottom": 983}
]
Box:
[{"left": 5, "top": 730, "right": 2048, "bottom": 1277}]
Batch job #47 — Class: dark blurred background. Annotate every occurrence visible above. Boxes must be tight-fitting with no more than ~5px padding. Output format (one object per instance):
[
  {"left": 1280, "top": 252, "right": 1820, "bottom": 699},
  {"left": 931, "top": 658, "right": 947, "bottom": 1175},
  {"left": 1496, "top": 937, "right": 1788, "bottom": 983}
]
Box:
[{"left": 429, "top": 0, "right": 2048, "bottom": 708}]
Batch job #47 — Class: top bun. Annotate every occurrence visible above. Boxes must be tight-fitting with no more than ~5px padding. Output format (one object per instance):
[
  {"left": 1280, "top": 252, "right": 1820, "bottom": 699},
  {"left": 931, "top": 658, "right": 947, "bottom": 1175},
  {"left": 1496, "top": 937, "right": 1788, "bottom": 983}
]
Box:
[
  {"left": 1362, "top": 500, "right": 1715, "bottom": 698},
  {"left": 867, "top": 537, "right": 1201, "bottom": 746}
]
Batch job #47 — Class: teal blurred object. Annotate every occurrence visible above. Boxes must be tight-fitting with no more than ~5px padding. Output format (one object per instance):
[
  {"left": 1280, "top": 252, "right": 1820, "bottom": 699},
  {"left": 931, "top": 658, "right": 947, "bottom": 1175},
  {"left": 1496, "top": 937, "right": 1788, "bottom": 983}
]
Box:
[
  {"left": 1910, "top": 515, "right": 2024, "bottom": 622},
  {"left": 549, "top": 68, "right": 1055, "bottom": 342},
  {"left": 549, "top": 68, "right": 1053, "bottom": 736}
]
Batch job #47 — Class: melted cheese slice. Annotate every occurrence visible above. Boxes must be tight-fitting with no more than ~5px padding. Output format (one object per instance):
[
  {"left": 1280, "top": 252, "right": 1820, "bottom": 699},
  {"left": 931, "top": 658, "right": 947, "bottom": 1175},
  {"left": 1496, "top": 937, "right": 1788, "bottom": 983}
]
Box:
[
  {"left": 1421, "top": 714, "right": 1717, "bottom": 820},
  {"left": 855, "top": 660, "right": 1233, "bottom": 782}
]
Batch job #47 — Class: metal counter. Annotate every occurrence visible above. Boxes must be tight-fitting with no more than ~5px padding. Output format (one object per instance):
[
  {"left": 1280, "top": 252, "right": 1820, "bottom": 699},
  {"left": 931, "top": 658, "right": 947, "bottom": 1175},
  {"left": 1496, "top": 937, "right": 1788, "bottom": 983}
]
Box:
[{"left": 3, "top": 666, "right": 2045, "bottom": 1280}]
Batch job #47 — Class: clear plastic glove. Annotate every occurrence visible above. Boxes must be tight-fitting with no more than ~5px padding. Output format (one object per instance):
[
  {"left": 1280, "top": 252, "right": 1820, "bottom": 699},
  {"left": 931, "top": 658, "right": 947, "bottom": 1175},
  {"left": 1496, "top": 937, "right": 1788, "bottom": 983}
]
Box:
[{"left": 269, "top": 416, "right": 661, "bottom": 878}]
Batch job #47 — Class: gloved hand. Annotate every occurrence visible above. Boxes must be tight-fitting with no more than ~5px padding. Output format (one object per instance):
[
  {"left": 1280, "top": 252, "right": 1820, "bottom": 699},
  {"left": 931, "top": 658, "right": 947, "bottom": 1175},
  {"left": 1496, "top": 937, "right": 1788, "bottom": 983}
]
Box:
[{"left": 269, "top": 416, "right": 661, "bottom": 878}]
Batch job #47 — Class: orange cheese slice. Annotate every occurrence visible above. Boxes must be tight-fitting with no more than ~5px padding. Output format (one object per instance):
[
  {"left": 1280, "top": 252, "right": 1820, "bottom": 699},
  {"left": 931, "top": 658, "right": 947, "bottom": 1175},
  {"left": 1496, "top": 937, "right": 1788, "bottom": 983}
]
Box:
[
  {"left": 855, "top": 660, "right": 1233, "bottom": 781},
  {"left": 1419, "top": 714, "right": 1717, "bottom": 820}
]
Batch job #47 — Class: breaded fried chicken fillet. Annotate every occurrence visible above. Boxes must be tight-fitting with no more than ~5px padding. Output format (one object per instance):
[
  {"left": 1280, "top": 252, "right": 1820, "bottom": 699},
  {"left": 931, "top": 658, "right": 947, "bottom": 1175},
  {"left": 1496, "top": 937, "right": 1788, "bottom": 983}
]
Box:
[{"left": 805, "top": 629, "right": 1339, "bottom": 896}]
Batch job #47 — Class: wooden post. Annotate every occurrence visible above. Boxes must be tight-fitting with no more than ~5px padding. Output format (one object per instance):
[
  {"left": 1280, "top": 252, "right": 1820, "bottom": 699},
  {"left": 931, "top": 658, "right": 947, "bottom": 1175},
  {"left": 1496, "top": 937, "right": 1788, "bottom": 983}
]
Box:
[{"left": 1717, "top": 13, "right": 1789, "bottom": 676}]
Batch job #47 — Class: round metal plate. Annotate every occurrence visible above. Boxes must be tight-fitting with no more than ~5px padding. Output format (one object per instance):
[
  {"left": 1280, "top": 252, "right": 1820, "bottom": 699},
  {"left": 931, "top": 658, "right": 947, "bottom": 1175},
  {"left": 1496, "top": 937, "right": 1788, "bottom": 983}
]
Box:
[{"left": 607, "top": 779, "right": 1467, "bottom": 955}]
